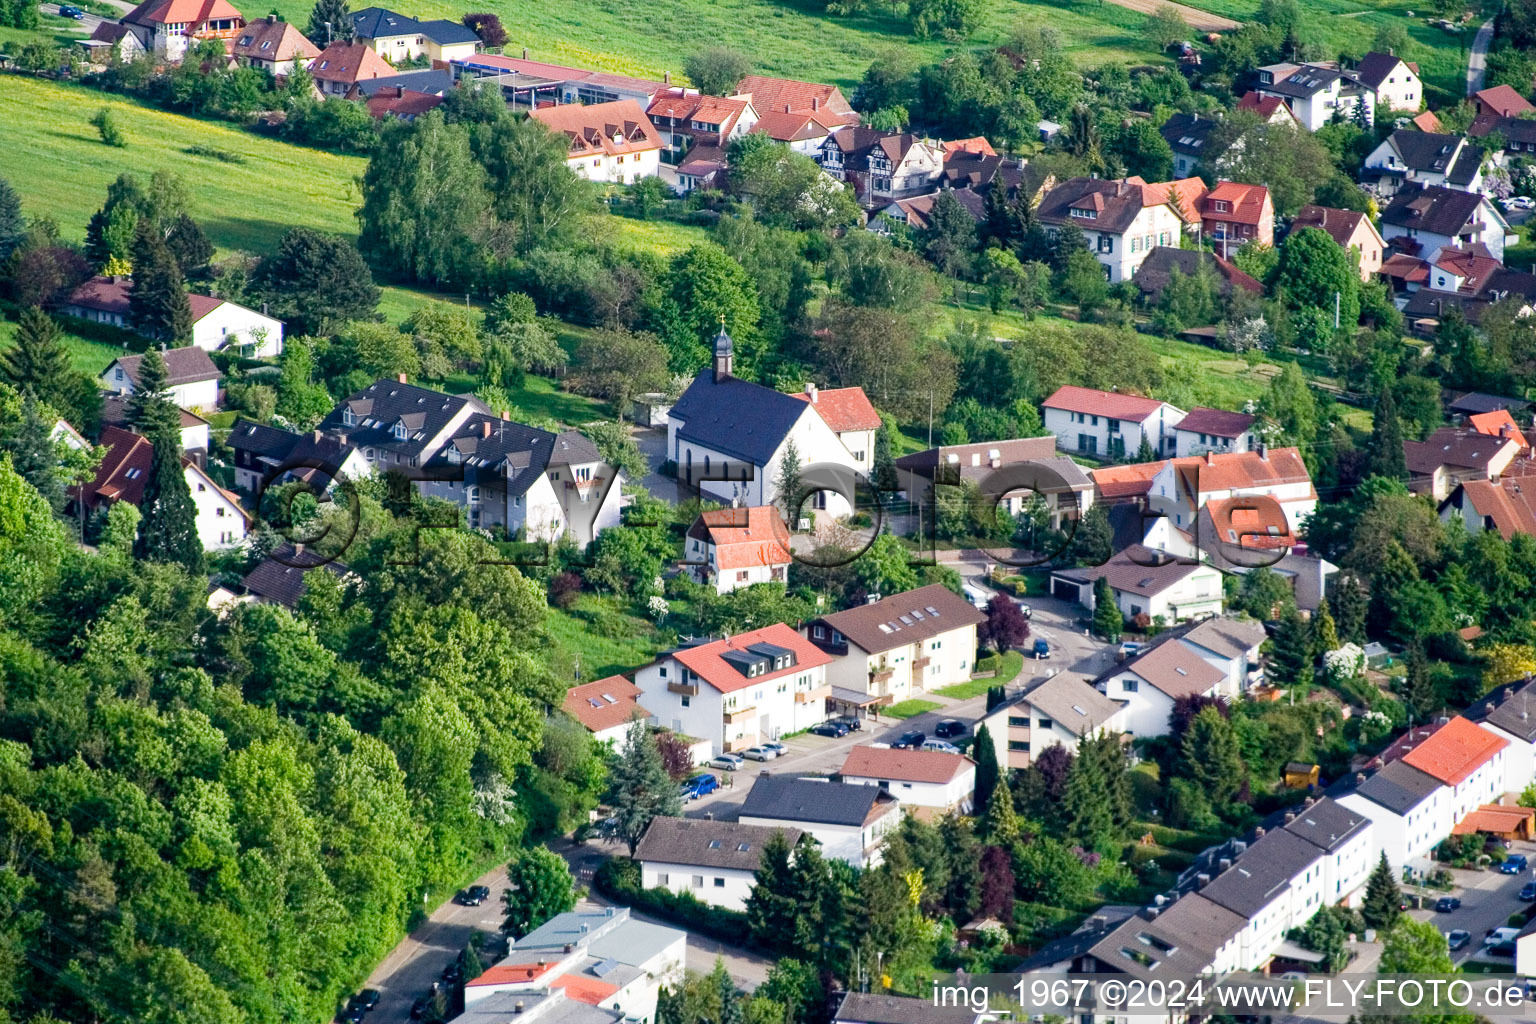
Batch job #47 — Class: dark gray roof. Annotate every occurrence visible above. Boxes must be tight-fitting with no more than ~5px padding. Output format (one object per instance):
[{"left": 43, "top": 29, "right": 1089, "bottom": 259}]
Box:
[
  {"left": 229, "top": 419, "right": 359, "bottom": 484},
  {"left": 1085, "top": 894, "right": 1244, "bottom": 980},
  {"left": 1381, "top": 184, "right": 1487, "bottom": 238},
  {"left": 418, "top": 18, "right": 479, "bottom": 43},
  {"left": 1385, "top": 131, "right": 1484, "bottom": 186},
  {"left": 1351, "top": 759, "right": 1442, "bottom": 815},
  {"left": 1465, "top": 677, "right": 1536, "bottom": 742},
  {"left": 351, "top": 67, "right": 455, "bottom": 97},
  {"left": 1052, "top": 544, "right": 1206, "bottom": 598},
  {"left": 1282, "top": 796, "right": 1370, "bottom": 853},
  {"left": 738, "top": 776, "right": 896, "bottom": 828},
  {"left": 350, "top": 6, "right": 418, "bottom": 38},
  {"left": 1159, "top": 112, "right": 1219, "bottom": 157},
  {"left": 634, "top": 817, "right": 801, "bottom": 871},
  {"left": 1179, "top": 617, "right": 1267, "bottom": 660},
  {"left": 317, "top": 378, "right": 483, "bottom": 459},
  {"left": 1199, "top": 829, "right": 1320, "bottom": 917},
  {"left": 457, "top": 990, "right": 621, "bottom": 1024},
  {"left": 1448, "top": 391, "right": 1533, "bottom": 415},
  {"left": 834, "top": 993, "right": 979, "bottom": 1024},
  {"left": 1037, "top": 177, "right": 1153, "bottom": 235},
  {"left": 670, "top": 369, "right": 811, "bottom": 466},
  {"left": 241, "top": 546, "right": 350, "bottom": 608},
  {"left": 425, "top": 413, "right": 557, "bottom": 496},
  {"left": 1015, "top": 905, "right": 1139, "bottom": 971},
  {"left": 1264, "top": 65, "right": 1342, "bottom": 99},
  {"left": 1352, "top": 51, "right": 1407, "bottom": 90},
  {"left": 550, "top": 430, "right": 602, "bottom": 466},
  {"left": 108, "top": 346, "right": 220, "bottom": 387}
]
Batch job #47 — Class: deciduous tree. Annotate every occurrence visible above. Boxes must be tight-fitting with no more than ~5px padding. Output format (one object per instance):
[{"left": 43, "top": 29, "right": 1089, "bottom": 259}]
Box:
[
  {"left": 684, "top": 47, "right": 751, "bottom": 96},
  {"left": 502, "top": 846, "right": 577, "bottom": 935}
]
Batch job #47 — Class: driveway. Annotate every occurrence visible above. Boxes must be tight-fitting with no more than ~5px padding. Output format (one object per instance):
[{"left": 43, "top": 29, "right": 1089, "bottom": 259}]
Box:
[
  {"left": 632, "top": 426, "right": 681, "bottom": 504},
  {"left": 1467, "top": 18, "right": 1496, "bottom": 96},
  {"left": 1409, "top": 842, "right": 1536, "bottom": 966}
]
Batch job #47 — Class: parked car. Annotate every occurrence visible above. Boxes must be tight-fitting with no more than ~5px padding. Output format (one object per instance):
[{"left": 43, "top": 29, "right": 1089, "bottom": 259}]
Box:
[
  {"left": 467, "top": 885, "right": 490, "bottom": 903},
  {"left": 1017, "top": 602, "right": 1032, "bottom": 619},
  {"left": 934, "top": 719, "right": 967, "bottom": 739},
  {"left": 1119, "top": 641, "right": 1144, "bottom": 658},
  {"left": 1032, "top": 638, "right": 1051, "bottom": 659},
  {"left": 409, "top": 999, "right": 430, "bottom": 1021},
  {"left": 809, "top": 721, "right": 849, "bottom": 738},
  {"left": 1447, "top": 929, "right": 1471, "bottom": 951},
  {"left": 340, "top": 1002, "right": 366, "bottom": 1024},
  {"left": 680, "top": 773, "right": 719, "bottom": 800},
  {"left": 1505, "top": 196, "right": 1536, "bottom": 210},
  {"left": 58, "top": 4, "right": 86, "bottom": 16},
  {"left": 740, "top": 745, "right": 779, "bottom": 761},
  {"left": 1520, "top": 881, "right": 1536, "bottom": 902},
  {"left": 708, "top": 753, "right": 744, "bottom": 771},
  {"left": 920, "top": 739, "right": 960, "bottom": 754},
  {"left": 829, "top": 716, "right": 862, "bottom": 731},
  {"left": 891, "top": 731, "right": 926, "bottom": 749},
  {"left": 1485, "top": 926, "right": 1520, "bottom": 948},
  {"left": 1435, "top": 896, "right": 1461, "bottom": 912},
  {"left": 761, "top": 741, "right": 788, "bottom": 757},
  {"left": 1499, "top": 854, "right": 1528, "bottom": 874},
  {"left": 357, "top": 990, "right": 381, "bottom": 1011},
  {"left": 453, "top": 889, "right": 482, "bottom": 907},
  {"left": 963, "top": 585, "right": 988, "bottom": 609}
]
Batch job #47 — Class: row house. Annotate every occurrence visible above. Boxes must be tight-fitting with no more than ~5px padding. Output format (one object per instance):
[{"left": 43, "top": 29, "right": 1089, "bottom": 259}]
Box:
[
  {"left": 803, "top": 584, "right": 983, "bottom": 716},
  {"left": 1035, "top": 177, "right": 1185, "bottom": 283},
  {"left": 1041, "top": 384, "right": 1185, "bottom": 459},
  {"left": 1362, "top": 129, "right": 1485, "bottom": 196},
  {"left": 1467, "top": 676, "right": 1536, "bottom": 794},
  {"left": 530, "top": 100, "right": 663, "bottom": 185},
  {"left": 634, "top": 623, "right": 834, "bottom": 755},
  {"left": 817, "top": 128, "right": 943, "bottom": 207}
]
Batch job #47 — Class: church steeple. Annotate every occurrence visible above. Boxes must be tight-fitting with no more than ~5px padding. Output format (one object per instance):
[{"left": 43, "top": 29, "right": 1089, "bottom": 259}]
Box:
[{"left": 712, "top": 317, "right": 733, "bottom": 382}]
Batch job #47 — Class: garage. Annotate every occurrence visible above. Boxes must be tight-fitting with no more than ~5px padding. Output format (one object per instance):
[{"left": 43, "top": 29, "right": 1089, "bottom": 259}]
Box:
[{"left": 1050, "top": 576, "right": 1083, "bottom": 603}]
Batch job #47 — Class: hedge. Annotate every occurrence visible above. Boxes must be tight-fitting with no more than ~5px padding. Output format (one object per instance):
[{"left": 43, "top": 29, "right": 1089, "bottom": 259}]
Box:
[{"left": 592, "top": 857, "right": 751, "bottom": 946}]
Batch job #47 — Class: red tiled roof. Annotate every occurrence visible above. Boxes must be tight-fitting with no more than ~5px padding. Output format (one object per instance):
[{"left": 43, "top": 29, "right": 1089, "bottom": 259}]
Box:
[
  {"left": 748, "top": 109, "right": 833, "bottom": 142},
  {"left": 551, "top": 975, "right": 620, "bottom": 1005},
  {"left": 688, "top": 506, "right": 792, "bottom": 571},
  {"left": 669, "top": 623, "right": 832, "bottom": 694},
  {"left": 1412, "top": 110, "right": 1443, "bottom": 132},
  {"left": 793, "top": 386, "right": 880, "bottom": 432},
  {"left": 1237, "top": 91, "right": 1293, "bottom": 120},
  {"left": 733, "top": 74, "right": 857, "bottom": 126},
  {"left": 840, "top": 745, "right": 974, "bottom": 785},
  {"left": 1468, "top": 409, "right": 1531, "bottom": 450},
  {"left": 308, "top": 41, "right": 392, "bottom": 83},
  {"left": 532, "top": 99, "right": 662, "bottom": 158},
  {"left": 1433, "top": 245, "right": 1503, "bottom": 293},
  {"left": 1402, "top": 716, "right": 1507, "bottom": 786},
  {"left": 365, "top": 87, "right": 446, "bottom": 119},
  {"left": 1172, "top": 446, "right": 1310, "bottom": 493},
  {"left": 67, "top": 275, "right": 132, "bottom": 316},
  {"left": 1202, "top": 181, "right": 1271, "bottom": 226},
  {"left": 1132, "top": 176, "right": 1207, "bottom": 224},
  {"left": 187, "top": 293, "right": 225, "bottom": 321},
  {"left": 942, "top": 137, "right": 996, "bottom": 157},
  {"left": 1091, "top": 460, "right": 1167, "bottom": 500},
  {"left": 75, "top": 425, "right": 152, "bottom": 509},
  {"left": 563, "top": 675, "right": 650, "bottom": 733},
  {"left": 1042, "top": 385, "right": 1166, "bottom": 421},
  {"left": 1202, "top": 495, "right": 1295, "bottom": 549},
  {"left": 122, "top": 0, "right": 242, "bottom": 28},
  {"left": 467, "top": 961, "right": 560, "bottom": 988},
  {"left": 1380, "top": 252, "right": 1429, "bottom": 284},
  {"left": 1456, "top": 478, "right": 1536, "bottom": 539},
  {"left": 1474, "top": 84, "right": 1536, "bottom": 117},
  {"left": 1452, "top": 803, "right": 1535, "bottom": 835}
]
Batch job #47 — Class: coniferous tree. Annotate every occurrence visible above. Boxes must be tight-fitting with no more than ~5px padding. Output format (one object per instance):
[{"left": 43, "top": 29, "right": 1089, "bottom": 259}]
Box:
[
  {"left": 982, "top": 185, "right": 1013, "bottom": 250},
  {"left": 128, "top": 221, "right": 193, "bottom": 343},
  {"left": 1313, "top": 596, "right": 1340, "bottom": 653},
  {"left": 1060, "top": 740, "right": 1116, "bottom": 851},
  {"left": 306, "top": 0, "right": 351, "bottom": 44},
  {"left": 1404, "top": 645, "right": 1439, "bottom": 721},
  {"left": 1361, "top": 852, "right": 1402, "bottom": 931},
  {"left": 126, "top": 349, "right": 180, "bottom": 436},
  {"left": 1134, "top": 434, "right": 1156, "bottom": 463},
  {"left": 971, "top": 723, "right": 1000, "bottom": 810},
  {"left": 1176, "top": 706, "right": 1245, "bottom": 806},
  {"left": 977, "top": 774, "right": 1019, "bottom": 846},
  {"left": 609, "top": 719, "right": 682, "bottom": 855},
  {"left": 939, "top": 814, "right": 982, "bottom": 921},
  {"left": 1333, "top": 573, "right": 1368, "bottom": 645},
  {"left": 1270, "top": 605, "right": 1313, "bottom": 687},
  {"left": 745, "top": 830, "right": 799, "bottom": 951},
  {"left": 1365, "top": 382, "right": 1407, "bottom": 481},
  {"left": 1092, "top": 576, "right": 1122, "bottom": 640},
  {"left": 1068, "top": 502, "right": 1113, "bottom": 566},
  {"left": 1081, "top": 730, "right": 1132, "bottom": 829},
  {"left": 4, "top": 392, "right": 65, "bottom": 511},
  {"left": 0, "top": 306, "right": 69, "bottom": 400},
  {"left": 0, "top": 176, "right": 23, "bottom": 263},
  {"left": 164, "top": 213, "right": 214, "bottom": 277},
  {"left": 135, "top": 420, "right": 201, "bottom": 572}
]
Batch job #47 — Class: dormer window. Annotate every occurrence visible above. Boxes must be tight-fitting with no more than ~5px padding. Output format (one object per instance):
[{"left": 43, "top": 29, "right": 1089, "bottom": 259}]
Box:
[
  {"left": 392, "top": 421, "right": 407, "bottom": 440},
  {"left": 342, "top": 408, "right": 355, "bottom": 426},
  {"left": 1070, "top": 206, "right": 1096, "bottom": 219},
  {"left": 1212, "top": 200, "right": 1229, "bottom": 213}
]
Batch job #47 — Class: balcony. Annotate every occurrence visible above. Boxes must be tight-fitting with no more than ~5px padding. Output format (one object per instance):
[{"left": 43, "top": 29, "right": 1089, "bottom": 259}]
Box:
[
  {"left": 667, "top": 681, "right": 699, "bottom": 696},
  {"left": 912, "top": 656, "right": 931, "bottom": 671},
  {"left": 723, "top": 705, "right": 757, "bottom": 724},
  {"left": 795, "top": 684, "right": 831, "bottom": 704},
  {"left": 870, "top": 667, "right": 894, "bottom": 686}
]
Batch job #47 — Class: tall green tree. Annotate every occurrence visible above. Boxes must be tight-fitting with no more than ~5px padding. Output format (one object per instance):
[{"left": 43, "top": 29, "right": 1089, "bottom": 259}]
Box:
[
  {"left": 609, "top": 719, "right": 682, "bottom": 855},
  {"left": 502, "top": 846, "right": 577, "bottom": 935},
  {"left": 1313, "top": 597, "right": 1339, "bottom": 652},
  {"left": 1270, "top": 605, "right": 1313, "bottom": 687},
  {"left": 1333, "top": 572, "right": 1369, "bottom": 645},
  {"left": 972, "top": 723, "right": 999, "bottom": 810},
  {"left": 0, "top": 306, "right": 69, "bottom": 402},
  {"left": 745, "top": 830, "right": 800, "bottom": 950},
  {"left": 1059, "top": 745, "right": 1118, "bottom": 852},
  {"left": 1361, "top": 852, "right": 1402, "bottom": 932},
  {"left": 649, "top": 243, "right": 762, "bottom": 374},
  {"left": 683, "top": 47, "right": 750, "bottom": 95},
  {"left": 1365, "top": 381, "right": 1407, "bottom": 481},
  {"left": 305, "top": 0, "right": 351, "bottom": 44},
  {"left": 134, "top": 420, "right": 202, "bottom": 572},
  {"left": 1176, "top": 706, "right": 1244, "bottom": 805},
  {"left": 0, "top": 175, "right": 26, "bottom": 263},
  {"left": 128, "top": 220, "right": 193, "bottom": 343},
  {"left": 251, "top": 229, "right": 381, "bottom": 337},
  {"left": 1273, "top": 227, "right": 1359, "bottom": 328},
  {"left": 4, "top": 391, "right": 65, "bottom": 511},
  {"left": 976, "top": 773, "right": 1018, "bottom": 846},
  {"left": 126, "top": 348, "right": 179, "bottom": 435},
  {"left": 480, "top": 114, "right": 595, "bottom": 254},
  {"left": 1404, "top": 645, "right": 1439, "bottom": 721},
  {"left": 921, "top": 191, "right": 978, "bottom": 278},
  {"left": 1092, "top": 576, "right": 1122, "bottom": 640}
]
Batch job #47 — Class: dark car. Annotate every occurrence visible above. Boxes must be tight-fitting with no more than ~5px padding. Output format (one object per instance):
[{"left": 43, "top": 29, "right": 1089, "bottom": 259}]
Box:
[
  {"left": 1447, "top": 929, "right": 1471, "bottom": 951},
  {"left": 57, "top": 4, "right": 86, "bottom": 17},
  {"left": 1500, "top": 854, "right": 1528, "bottom": 874},
  {"left": 340, "top": 1003, "right": 366, "bottom": 1024},
  {"left": 454, "top": 888, "right": 482, "bottom": 906},
  {"left": 1521, "top": 881, "right": 1536, "bottom": 901},
  {"left": 934, "top": 719, "right": 966, "bottom": 739},
  {"left": 357, "top": 990, "right": 381, "bottom": 1011},
  {"left": 891, "top": 731, "right": 925, "bottom": 749},
  {"left": 1032, "top": 638, "right": 1051, "bottom": 659},
  {"left": 468, "top": 885, "right": 490, "bottom": 902},
  {"left": 830, "top": 715, "right": 862, "bottom": 731},
  {"left": 409, "top": 999, "right": 430, "bottom": 1020},
  {"left": 443, "top": 962, "right": 463, "bottom": 984},
  {"left": 1435, "top": 896, "right": 1461, "bottom": 912},
  {"left": 810, "top": 721, "right": 849, "bottom": 738}
]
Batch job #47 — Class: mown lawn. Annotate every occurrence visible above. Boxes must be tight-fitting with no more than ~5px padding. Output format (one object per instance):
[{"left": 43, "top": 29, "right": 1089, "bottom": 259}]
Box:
[
  {"left": 884, "top": 698, "right": 942, "bottom": 718},
  {"left": 0, "top": 318, "right": 124, "bottom": 376}
]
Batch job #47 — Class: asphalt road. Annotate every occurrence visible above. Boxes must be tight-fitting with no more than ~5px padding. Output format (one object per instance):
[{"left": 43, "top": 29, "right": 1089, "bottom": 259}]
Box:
[
  {"left": 1408, "top": 842, "right": 1536, "bottom": 967},
  {"left": 40, "top": 3, "right": 111, "bottom": 33},
  {"left": 1467, "top": 18, "right": 1496, "bottom": 96}
]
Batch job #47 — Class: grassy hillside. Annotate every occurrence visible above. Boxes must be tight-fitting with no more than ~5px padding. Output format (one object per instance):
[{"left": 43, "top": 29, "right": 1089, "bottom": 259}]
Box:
[{"left": 0, "top": 318, "right": 123, "bottom": 376}]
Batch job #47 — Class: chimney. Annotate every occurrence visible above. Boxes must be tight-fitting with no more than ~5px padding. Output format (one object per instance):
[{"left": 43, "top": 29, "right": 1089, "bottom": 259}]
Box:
[
  {"left": 663, "top": 70, "right": 670, "bottom": 84},
  {"left": 1254, "top": 826, "right": 1266, "bottom": 837},
  {"left": 515, "top": 1002, "right": 525, "bottom": 1014},
  {"left": 805, "top": 382, "right": 818, "bottom": 403},
  {"left": 1355, "top": 772, "right": 1366, "bottom": 785},
  {"left": 266, "top": 12, "right": 274, "bottom": 22},
  {"left": 312, "top": 430, "right": 321, "bottom": 442},
  {"left": 811, "top": 97, "right": 819, "bottom": 110},
  {"left": 1283, "top": 811, "right": 1296, "bottom": 823},
  {"left": 397, "top": 372, "right": 408, "bottom": 383},
  {"left": 1205, "top": 450, "right": 1214, "bottom": 466},
  {"left": 1258, "top": 442, "right": 1268, "bottom": 461},
  {"left": 1487, "top": 701, "right": 1496, "bottom": 714},
  {"left": 483, "top": 420, "right": 492, "bottom": 439},
  {"left": 784, "top": 103, "right": 791, "bottom": 112},
  {"left": 501, "top": 409, "right": 510, "bottom": 420},
  {"left": 522, "top": 47, "right": 529, "bottom": 59}
]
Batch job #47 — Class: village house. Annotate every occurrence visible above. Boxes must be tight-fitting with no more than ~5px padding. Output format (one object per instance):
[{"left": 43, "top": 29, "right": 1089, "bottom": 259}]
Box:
[
  {"left": 1405, "top": 426, "right": 1523, "bottom": 501},
  {"left": 100, "top": 347, "right": 220, "bottom": 412},
  {"left": 637, "top": 818, "right": 802, "bottom": 912},
  {"left": 837, "top": 745, "right": 976, "bottom": 814},
  {"left": 1467, "top": 676, "right": 1536, "bottom": 794},
  {"left": 231, "top": 15, "right": 318, "bottom": 76},
  {"left": 1397, "top": 250, "right": 1536, "bottom": 328},
  {"left": 1281, "top": 797, "right": 1377, "bottom": 907},
  {"left": 1158, "top": 112, "right": 1220, "bottom": 178},
  {"left": 1235, "top": 91, "right": 1302, "bottom": 126},
  {"left": 893, "top": 435, "right": 1094, "bottom": 532},
  {"left": 1473, "top": 84, "right": 1536, "bottom": 118},
  {"left": 1174, "top": 616, "right": 1268, "bottom": 693},
  {"left": 1092, "top": 632, "right": 1229, "bottom": 737},
  {"left": 1132, "top": 247, "right": 1263, "bottom": 311},
  {"left": 1252, "top": 60, "right": 1375, "bottom": 131},
  {"left": 1172, "top": 407, "right": 1256, "bottom": 458},
  {"left": 869, "top": 188, "right": 985, "bottom": 233},
  {"left": 1199, "top": 181, "right": 1273, "bottom": 259},
  {"left": 976, "top": 671, "right": 1126, "bottom": 770},
  {"left": 737, "top": 775, "right": 901, "bottom": 867},
  {"left": 362, "top": 86, "right": 445, "bottom": 121},
  {"left": 1381, "top": 184, "right": 1514, "bottom": 263},
  {"left": 1035, "top": 177, "right": 1185, "bottom": 284},
  {"left": 227, "top": 420, "right": 369, "bottom": 494},
  {"left": 464, "top": 907, "right": 684, "bottom": 1024},
  {"left": 562, "top": 676, "right": 651, "bottom": 747},
  {"left": 817, "top": 128, "right": 943, "bottom": 207},
  {"left": 118, "top": 0, "right": 245, "bottom": 59},
  {"left": 634, "top": 623, "right": 834, "bottom": 755},
  {"left": 731, "top": 74, "right": 859, "bottom": 129},
  {"left": 349, "top": 6, "right": 480, "bottom": 63},
  {"left": 747, "top": 110, "right": 836, "bottom": 156},
  {"left": 1130, "top": 176, "right": 1207, "bottom": 236},
  {"left": 88, "top": 21, "right": 146, "bottom": 59},
  {"left": 314, "top": 377, "right": 488, "bottom": 475},
  {"left": 420, "top": 413, "right": 623, "bottom": 545},
  {"left": 667, "top": 330, "right": 872, "bottom": 516},
  {"left": 1292, "top": 205, "right": 1386, "bottom": 281},
  {"left": 1143, "top": 445, "right": 1317, "bottom": 533},
  {"left": 73, "top": 426, "right": 249, "bottom": 549},
  {"left": 803, "top": 584, "right": 983, "bottom": 717},
  {"left": 1041, "top": 385, "right": 1185, "bottom": 460},
  {"left": 308, "top": 41, "right": 394, "bottom": 96},
  {"left": 1362, "top": 130, "right": 1484, "bottom": 196},
  {"left": 683, "top": 505, "right": 793, "bottom": 594},
  {"left": 1440, "top": 475, "right": 1536, "bottom": 541},
  {"left": 646, "top": 89, "right": 758, "bottom": 192},
  {"left": 531, "top": 99, "right": 663, "bottom": 185},
  {"left": 101, "top": 394, "right": 209, "bottom": 457},
  {"left": 239, "top": 545, "right": 352, "bottom": 609},
  {"left": 1049, "top": 544, "right": 1226, "bottom": 627},
  {"left": 1350, "top": 50, "right": 1422, "bottom": 110},
  {"left": 63, "top": 276, "right": 284, "bottom": 356},
  {"left": 1196, "top": 496, "right": 1338, "bottom": 611}
]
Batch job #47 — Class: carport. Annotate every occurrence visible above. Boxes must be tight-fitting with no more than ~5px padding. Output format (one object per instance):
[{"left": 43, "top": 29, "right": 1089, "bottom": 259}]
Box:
[
  {"left": 1451, "top": 804, "right": 1536, "bottom": 842},
  {"left": 826, "top": 687, "right": 890, "bottom": 721}
]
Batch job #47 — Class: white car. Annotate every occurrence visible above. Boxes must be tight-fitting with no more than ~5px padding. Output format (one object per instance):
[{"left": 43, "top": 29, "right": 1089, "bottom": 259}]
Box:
[
  {"left": 739, "top": 746, "right": 778, "bottom": 762},
  {"left": 761, "top": 741, "right": 789, "bottom": 758},
  {"left": 708, "top": 753, "right": 745, "bottom": 771},
  {"left": 1504, "top": 196, "right": 1535, "bottom": 210},
  {"left": 920, "top": 739, "right": 961, "bottom": 754}
]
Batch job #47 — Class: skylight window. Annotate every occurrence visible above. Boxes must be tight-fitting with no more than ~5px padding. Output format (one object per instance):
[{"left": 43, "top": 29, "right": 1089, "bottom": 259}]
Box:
[{"left": 708, "top": 840, "right": 722, "bottom": 849}]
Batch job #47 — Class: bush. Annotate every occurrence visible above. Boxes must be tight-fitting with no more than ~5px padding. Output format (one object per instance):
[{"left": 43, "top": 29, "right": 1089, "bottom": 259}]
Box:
[
  {"left": 548, "top": 571, "right": 582, "bottom": 609},
  {"left": 185, "top": 144, "right": 246, "bottom": 163},
  {"left": 975, "top": 653, "right": 1001, "bottom": 674},
  {"left": 592, "top": 858, "right": 748, "bottom": 945},
  {"left": 91, "top": 106, "right": 125, "bottom": 147}
]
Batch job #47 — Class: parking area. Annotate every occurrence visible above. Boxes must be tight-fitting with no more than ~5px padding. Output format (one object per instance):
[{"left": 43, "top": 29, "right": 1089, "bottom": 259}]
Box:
[{"left": 1408, "top": 840, "right": 1536, "bottom": 967}]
